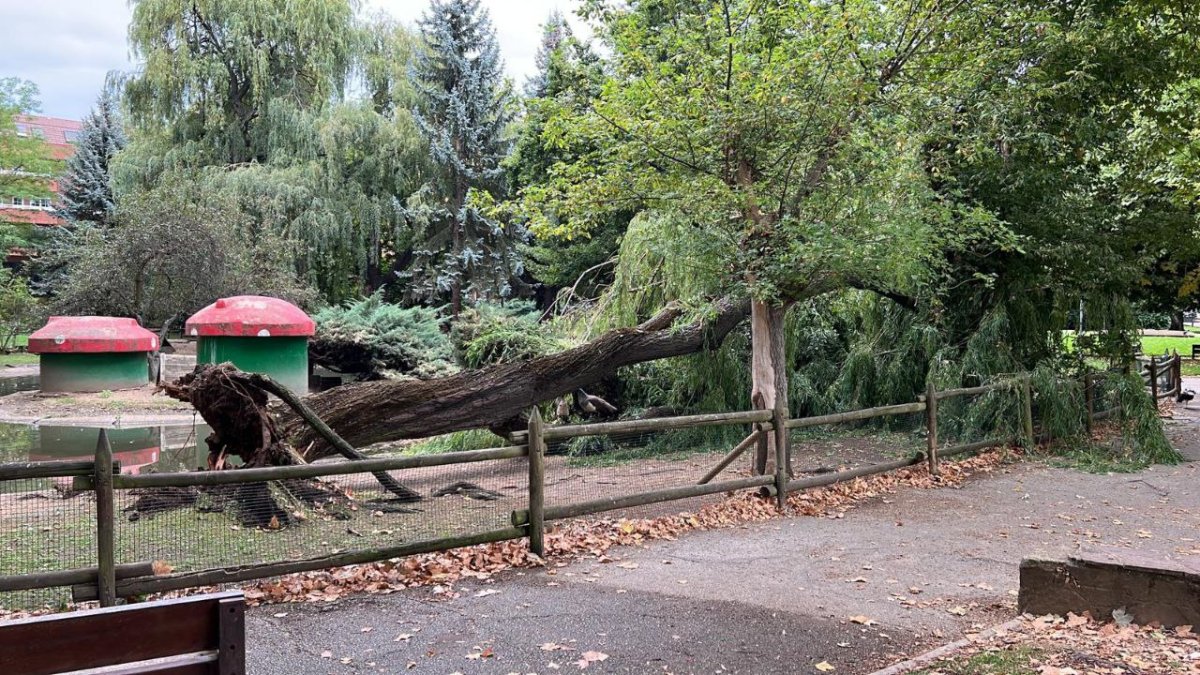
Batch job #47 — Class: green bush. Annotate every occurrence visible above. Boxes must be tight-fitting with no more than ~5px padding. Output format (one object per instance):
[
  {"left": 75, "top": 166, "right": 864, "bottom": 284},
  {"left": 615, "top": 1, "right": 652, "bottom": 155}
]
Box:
[
  {"left": 311, "top": 294, "right": 457, "bottom": 379},
  {"left": 452, "top": 300, "right": 564, "bottom": 369}
]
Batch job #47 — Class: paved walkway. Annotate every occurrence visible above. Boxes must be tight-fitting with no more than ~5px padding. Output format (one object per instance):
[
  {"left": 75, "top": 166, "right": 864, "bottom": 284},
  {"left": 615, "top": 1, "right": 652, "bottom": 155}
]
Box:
[{"left": 247, "top": 415, "right": 1200, "bottom": 674}]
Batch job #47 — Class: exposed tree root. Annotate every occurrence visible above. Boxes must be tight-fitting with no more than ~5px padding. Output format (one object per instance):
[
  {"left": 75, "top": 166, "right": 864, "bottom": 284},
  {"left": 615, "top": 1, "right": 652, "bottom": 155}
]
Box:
[{"left": 123, "top": 478, "right": 358, "bottom": 529}]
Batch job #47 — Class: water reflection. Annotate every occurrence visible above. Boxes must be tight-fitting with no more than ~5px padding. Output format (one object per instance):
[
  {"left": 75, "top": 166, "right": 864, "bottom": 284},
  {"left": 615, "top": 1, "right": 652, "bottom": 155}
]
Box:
[
  {"left": 0, "top": 421, "right": 212, "bottom": 474},
  {"left": 0, "top": 373, "right": 39, "bottom": 397}
]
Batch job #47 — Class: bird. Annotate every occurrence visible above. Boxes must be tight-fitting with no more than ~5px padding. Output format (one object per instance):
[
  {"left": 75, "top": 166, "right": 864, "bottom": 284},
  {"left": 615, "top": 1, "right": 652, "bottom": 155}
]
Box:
[
  {"left": 1177, "top": 389, "right": 1195, "bottom": 408},
  {"left": 574, "top": 388, "right": 618, "bottom": 415}
]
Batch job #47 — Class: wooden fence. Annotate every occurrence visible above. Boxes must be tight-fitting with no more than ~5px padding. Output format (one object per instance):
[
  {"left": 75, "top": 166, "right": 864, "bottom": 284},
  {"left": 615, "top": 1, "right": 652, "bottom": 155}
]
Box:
[
  {"left": 0, "top": 369, "right": 1130, "bottom": 608},
  {"left": 1140, "top": 352, "right": 1183, "bottom": 401}
]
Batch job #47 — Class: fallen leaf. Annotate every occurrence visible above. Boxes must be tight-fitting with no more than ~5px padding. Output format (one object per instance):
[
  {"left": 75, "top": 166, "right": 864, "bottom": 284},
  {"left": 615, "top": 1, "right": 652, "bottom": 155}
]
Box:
[
  {"left": 574, "top": 650, "right": 609, "bottom": 669},
  {"left": 320, "top": 650, "right": 332, "bottom": 659},
  {"left": 394, "top": 633, "right": 413, "bottom": 642},
  {"left": 849, "top": 615, "right": 877, "bottom": 626},
  {"left": 474, "top": 589, "right": 501, "bottom": 598},
  {"left": 816, "top": 661, "right": 836, "bottom": 672},
  {"left": 947, "top": 606, "right": 968, "bottom": 616}
]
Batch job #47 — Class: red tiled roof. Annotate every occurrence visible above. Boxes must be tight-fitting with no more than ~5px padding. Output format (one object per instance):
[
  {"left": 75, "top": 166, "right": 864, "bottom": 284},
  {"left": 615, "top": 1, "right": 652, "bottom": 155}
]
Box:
[
  {"left": 16, "top": 114, "right": 83, "bottom": 148},
  {"left": 0, "top": 208, "right": 63, "bottom": 226}
]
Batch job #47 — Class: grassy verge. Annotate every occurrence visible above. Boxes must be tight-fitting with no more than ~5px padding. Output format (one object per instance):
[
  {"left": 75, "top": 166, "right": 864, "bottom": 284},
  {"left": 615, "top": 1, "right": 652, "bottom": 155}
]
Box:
[
  {"left": 915, "top": 647, "right": 1044, "bottom": 674},
  {"left": 0, "top": 352, "right": 37, "bottom": 367}
]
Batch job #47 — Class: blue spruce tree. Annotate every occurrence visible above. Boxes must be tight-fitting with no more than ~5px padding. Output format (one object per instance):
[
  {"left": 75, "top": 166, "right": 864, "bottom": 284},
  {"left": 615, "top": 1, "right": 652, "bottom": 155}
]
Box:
[
  {"left": 406, "top": 0, "right": 521, "bottom": 314},
  {"left": 58, "top": 89, "right": 126, "bottom": 226}
]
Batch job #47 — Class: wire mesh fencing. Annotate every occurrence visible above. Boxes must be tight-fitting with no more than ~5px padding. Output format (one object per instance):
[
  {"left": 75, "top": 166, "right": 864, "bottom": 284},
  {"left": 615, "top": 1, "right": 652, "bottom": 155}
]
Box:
[
  {"left": 110, "top": 456, "right": 527, "bottom": 578},
  {"left": 0, "top": 476, "right": 96, "bottom": 610},
  {"left": 0, "top": 367, "right": 1146, "bottom": 611},
  {"left": 542, "top": 423, "right": 759, "bottom": 521}
]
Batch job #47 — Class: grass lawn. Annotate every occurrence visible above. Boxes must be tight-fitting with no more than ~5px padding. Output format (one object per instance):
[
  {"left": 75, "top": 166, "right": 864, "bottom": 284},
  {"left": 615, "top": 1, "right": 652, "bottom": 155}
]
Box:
[
  {"left": 1140, "top": 334, "right": 1200, "bottom": 357},
  {"left": 0, "top": 352, "right": 37, "bottom": 367}
]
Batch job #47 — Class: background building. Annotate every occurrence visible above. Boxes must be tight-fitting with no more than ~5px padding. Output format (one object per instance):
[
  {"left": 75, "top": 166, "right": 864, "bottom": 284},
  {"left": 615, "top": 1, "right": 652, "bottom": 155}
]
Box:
[{"left": 0, "top": 114, "right": 80, "bottom": 229}]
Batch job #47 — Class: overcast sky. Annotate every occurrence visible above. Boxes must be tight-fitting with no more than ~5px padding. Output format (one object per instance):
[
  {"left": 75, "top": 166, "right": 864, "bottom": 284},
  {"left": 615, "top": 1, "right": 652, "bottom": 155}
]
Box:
[{"left": 0, "top": 0, "right": 584, "bottom": 120}]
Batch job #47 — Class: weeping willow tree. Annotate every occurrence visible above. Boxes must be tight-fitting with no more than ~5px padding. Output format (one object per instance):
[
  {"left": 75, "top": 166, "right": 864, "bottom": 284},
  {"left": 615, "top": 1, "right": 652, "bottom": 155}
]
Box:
[{"left": 116, "top": 1, "right": 430, "bottom": 301}]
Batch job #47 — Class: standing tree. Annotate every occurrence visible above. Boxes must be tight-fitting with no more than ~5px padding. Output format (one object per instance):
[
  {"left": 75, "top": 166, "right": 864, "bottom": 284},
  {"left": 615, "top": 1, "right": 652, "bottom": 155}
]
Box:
[
  {"left": 0, "top": 78, "right": 54, "bottom": 197},
  {"left": 509, "top": 11, "right": 620, "bottom": 309},
  {"left": 522, "top": 1, "right": 1019, "bottom": 473},
  {"left": 123, "top": 0, "right": 355, "bottom": 167},
  {"left": 118, "top": 2, "right": 430, "bottom": 302},
  {"left": 58, "top": 87, "right": 126, "bottom": 227},
  {"left": 525, "top": 10, "right": 573, "bottom": 98},
  {"left": 405, "top": 0, "right": 520, "bottom": 314}
]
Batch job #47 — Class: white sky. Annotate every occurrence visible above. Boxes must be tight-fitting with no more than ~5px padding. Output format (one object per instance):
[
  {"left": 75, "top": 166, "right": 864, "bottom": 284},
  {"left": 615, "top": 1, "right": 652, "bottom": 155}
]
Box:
[{"left": 0, "top": 0, "right": 585, "bottom": 120}]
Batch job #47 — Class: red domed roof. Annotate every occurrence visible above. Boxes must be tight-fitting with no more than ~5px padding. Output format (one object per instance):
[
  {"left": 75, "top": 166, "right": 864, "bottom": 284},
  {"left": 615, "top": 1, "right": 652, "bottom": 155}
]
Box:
[
  {"left": 28, "top": 316, "right": 159, "bottom": 354},
  {"left": 185, "top": 295, "right": 315, "bottom": 338}
]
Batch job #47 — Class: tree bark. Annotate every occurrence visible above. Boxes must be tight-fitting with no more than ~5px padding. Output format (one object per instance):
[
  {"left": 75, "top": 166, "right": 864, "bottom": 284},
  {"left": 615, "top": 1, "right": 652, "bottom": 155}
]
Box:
[
  {"left": 749, "top": 300, "right": 790, "bottom": 476},
  {"left": 1171, "top": 310, "right": 1185, "bottom": 332},
  {"left": 269, "top": 296, "right": 751, "bottom": 458}
]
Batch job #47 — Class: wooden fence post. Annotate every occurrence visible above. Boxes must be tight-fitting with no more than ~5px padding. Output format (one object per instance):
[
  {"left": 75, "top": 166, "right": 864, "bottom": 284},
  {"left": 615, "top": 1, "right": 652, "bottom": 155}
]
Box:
[
  {"left": 925, "top": 381, "right": 939, "bottom": 475},
  {"left": 1021, "top": 375, "right": 1035, "bottom": 448},
  {"left": 526, "top": 408, "right": 546, "bottom": 557},
  {"left": 773, "top": 406, "right": 789, "bottom": 509},
  {"left": 94, "top": 430, "right": 116, "bottom": 607},
  {"left": 1149, "top": 356, "right": 1159, "bottom": 401},
  {"left": 1084, "top": 370, "right": 1094, "bottom": 434},
  {"left": 1173, "top": 351, "right": 1181, "bottom": 395}
]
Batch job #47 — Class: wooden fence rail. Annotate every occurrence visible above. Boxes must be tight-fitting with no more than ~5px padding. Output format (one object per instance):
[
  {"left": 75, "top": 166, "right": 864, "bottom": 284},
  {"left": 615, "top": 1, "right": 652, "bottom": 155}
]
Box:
[
  {"left": 0, "top": 366, "right": 1148, "bottom": 606},
  {"left": 72, "top": 444, "right": 528, "bottom": 491}
]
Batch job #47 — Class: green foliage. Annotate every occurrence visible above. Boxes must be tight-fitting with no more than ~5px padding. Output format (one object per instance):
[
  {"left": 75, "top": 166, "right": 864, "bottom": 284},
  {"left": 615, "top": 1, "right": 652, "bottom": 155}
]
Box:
[
  {"left": 124, "top": 0, "right": 356, "bottom": 166},
  {"left": 0, "top": 78, "right": 56, "bottom": 198},
  {"left": 522, "top": 1, "right": 1016, "bottom": 309},
  {"left": 452, "top": 300, "right": 564, "bottom": 369},
  {"left": 403, "top": 0, "right": 522, "bottom": 310},
  {"left": 311, "top": 294, "right": 456, "bottom": 379},
  {"left": 0, "top": 269, "right": 40, "bottom": 352},
  {"left": 117, "top": 4, "right": 429, "bottom": 302},
  {"left": 1111, "top": 373, "right": 1180, "bottom": 466},
  {"left": 58, "top": 87, "right": 125, "bottom": 226},
  {"left": 509, "top": 11, "right": 623, "bottom": 306},
  {"left": 51, "top": 178, "right": 314, "bottom": 326},
  {"left": 405, "top": 429, "right": 502, "bottom": 455},
  {"left": 914, "top": 647, "right": 1044, "bottom": 675}
]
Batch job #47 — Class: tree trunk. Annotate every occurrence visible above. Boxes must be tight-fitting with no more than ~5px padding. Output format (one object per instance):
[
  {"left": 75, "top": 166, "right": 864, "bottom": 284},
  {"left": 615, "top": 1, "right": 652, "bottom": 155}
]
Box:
[
  {"left": 264, "top": 296, "right": 751, "bottom": 458},
  {"left": 1171, "top": 310, "right": 1185, "bottom": 332},
  {"left": 749, "top": 301, "right": 790, "bottom": 476}
]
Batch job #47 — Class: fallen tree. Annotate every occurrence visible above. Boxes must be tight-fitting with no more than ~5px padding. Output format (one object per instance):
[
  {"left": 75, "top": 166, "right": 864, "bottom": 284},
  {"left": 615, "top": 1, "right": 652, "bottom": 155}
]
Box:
[{"left": 167, "top": 296, "right": 751, "bottom": 465}]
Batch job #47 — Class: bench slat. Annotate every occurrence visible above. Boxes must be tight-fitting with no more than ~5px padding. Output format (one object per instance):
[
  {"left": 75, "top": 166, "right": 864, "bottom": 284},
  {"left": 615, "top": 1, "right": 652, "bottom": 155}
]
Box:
[
  {"left": 69, "top": 651, "right": 218, "bottom": 675},
  {"left": 0, "top": 591, "right": 243, "bottom": 675}
]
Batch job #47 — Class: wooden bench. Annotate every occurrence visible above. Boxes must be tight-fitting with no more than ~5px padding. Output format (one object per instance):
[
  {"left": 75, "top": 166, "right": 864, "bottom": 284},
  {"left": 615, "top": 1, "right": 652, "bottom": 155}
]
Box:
[{"left": 0, "top": 591, "right": 245, "bottom": 674}]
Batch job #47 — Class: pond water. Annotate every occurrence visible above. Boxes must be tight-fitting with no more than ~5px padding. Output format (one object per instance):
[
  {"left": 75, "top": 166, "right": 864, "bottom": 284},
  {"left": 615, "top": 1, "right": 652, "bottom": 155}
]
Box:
[
  {"left": 0, "top": 420, "right": 213, "bottom": 476},
  {"left": 0, "top": 367, "right": 355, "bottom": 481},
  {"left": 0, "top": 373, "right": 39, "bottom": 397}
]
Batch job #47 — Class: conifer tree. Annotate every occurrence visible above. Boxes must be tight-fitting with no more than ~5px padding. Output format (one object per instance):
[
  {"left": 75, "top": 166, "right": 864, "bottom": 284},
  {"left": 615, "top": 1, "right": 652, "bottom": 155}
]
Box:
[
  {"left": 406, "top": 0, "right": 520, "bottom": 314},
  {"left": 525, "top": 10, "right": 572, "bottom": 98},
  {"left": 58, "top": 88, "right": 126, "bottom": 226}
]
